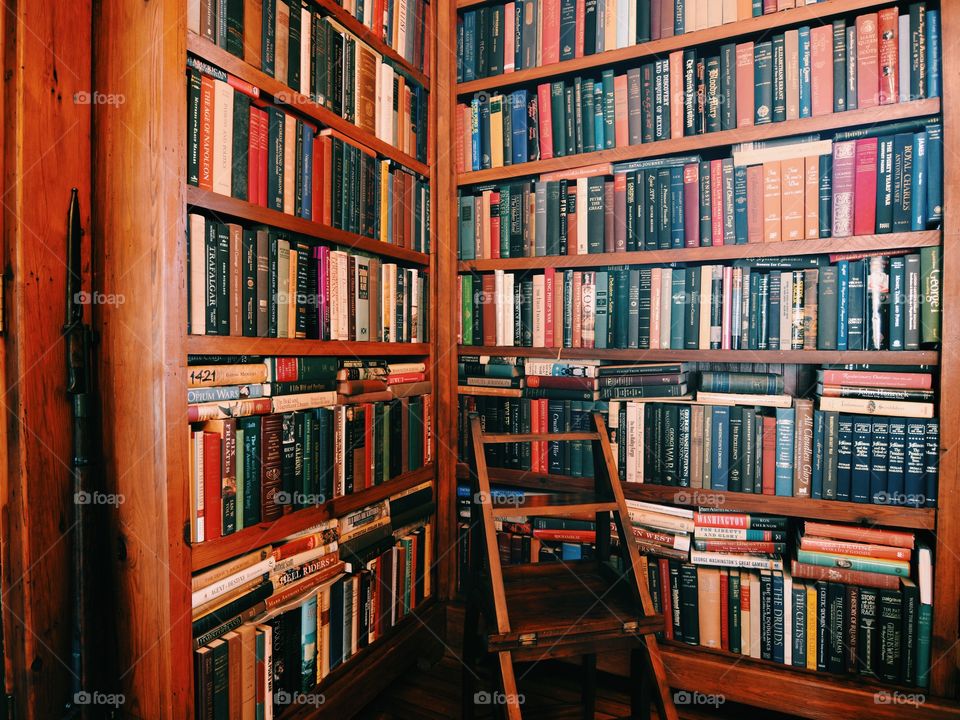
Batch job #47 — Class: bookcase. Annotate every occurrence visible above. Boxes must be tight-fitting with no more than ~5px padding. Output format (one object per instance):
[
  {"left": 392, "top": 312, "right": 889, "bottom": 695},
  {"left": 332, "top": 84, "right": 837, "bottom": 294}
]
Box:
[
  {"left": 91, "top": 0, "right": 447, "bottom": 717},
  {"left": 439, "top": 0, "right": 960, "bottom": 717}
]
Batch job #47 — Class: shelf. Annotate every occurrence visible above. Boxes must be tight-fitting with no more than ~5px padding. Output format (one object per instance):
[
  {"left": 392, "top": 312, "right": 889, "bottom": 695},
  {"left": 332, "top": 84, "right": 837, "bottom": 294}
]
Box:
[
  {"left": 459, "top": 231, "right": 941, "bottom": 272},
  {"left": 190, "top": 465, "right": 434, "bottom": 572},
  {"left": 457, "top": 0, "right": 895, "bottom": 96},
  {"left": 187, "top": 33, "right": 430, "bottom": 177},
  {"left": 458, "top": 465, "right": 937, "bottom": 530},
  {"left": 457, "top": 346, "right": 940, "bottom": 365},
  {"left": 187, "top": 186, "right": 431, "bottom": 266},
  {"left": 457, "top": 98, "right": 940, "bottom": 186},
  {"left": 187, "top": 336, "right": 431, "bottom": 357}
]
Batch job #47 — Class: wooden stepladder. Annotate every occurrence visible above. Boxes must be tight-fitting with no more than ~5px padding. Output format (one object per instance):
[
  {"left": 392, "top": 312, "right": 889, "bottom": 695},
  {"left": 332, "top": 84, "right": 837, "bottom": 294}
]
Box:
[{"left": 461, "top": 412, "right": 679, "bottom": 720}]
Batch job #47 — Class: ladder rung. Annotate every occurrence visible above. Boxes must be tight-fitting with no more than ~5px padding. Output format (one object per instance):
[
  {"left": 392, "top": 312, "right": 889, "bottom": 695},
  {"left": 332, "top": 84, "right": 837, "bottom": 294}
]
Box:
[
  {"left": 480, "top": 431, "right": 600, "bottom": 444},
  {"left": 486, "top": 492, "right": 619, "bottom": 517}
]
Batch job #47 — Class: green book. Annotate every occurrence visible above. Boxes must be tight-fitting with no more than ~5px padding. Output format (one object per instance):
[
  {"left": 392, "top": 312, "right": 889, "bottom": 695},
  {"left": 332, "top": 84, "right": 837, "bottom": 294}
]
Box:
[
  {"left": 670, "top": 270, "right": 686, "bottom": 350},
  {"left": 586, "top": 177, "right": 605, "bottom": 253},
  {"left": 772, "top": 34, "right": 786, "bottom": 122},
  {"left": 209, "top": 638, "right": 229, "bottom": 720},
  {"left": 187, "top": 69, "right": 202, "bottom": 186},
  {"left": 546, "top": 181, "right": 561, "bottom": 256},
  {"left": 550, "top": 81, "right": 567, "bottom": 157},
  {"left": 683, "top": 267, "right": 700, "bottom": 350},
  {"left": 920, "top": 245, "right": 941, "bottom": 344},
  {"left": 461, "top": 274, "right": 474, "bottom": 345},
  {"left": 817, "top": 266, "right": 838, "bottom": 350},
  {"left": 602, "top": 70, "right": 616, "bottom": 149},
  {"left": 563, "top": 85, "right": 576, "bottom": 155}
]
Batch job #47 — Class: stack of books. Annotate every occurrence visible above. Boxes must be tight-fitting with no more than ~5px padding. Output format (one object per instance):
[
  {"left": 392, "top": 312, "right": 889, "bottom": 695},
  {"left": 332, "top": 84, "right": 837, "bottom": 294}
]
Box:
[
  {"left": 623, "top": 499, "right": 692, "bottom": 561},
  {"left": 690, "top": 510, "right": 787, "bottom": 570}
]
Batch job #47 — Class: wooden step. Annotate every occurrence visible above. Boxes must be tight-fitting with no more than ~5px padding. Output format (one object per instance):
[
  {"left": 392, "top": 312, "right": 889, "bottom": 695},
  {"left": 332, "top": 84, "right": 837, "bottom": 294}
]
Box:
[
  {"left": 488, "top": 492, "right": 618, "bottom": 518},
  {"left": 480, "top": 431, "right": 600, "bottom": 444}
]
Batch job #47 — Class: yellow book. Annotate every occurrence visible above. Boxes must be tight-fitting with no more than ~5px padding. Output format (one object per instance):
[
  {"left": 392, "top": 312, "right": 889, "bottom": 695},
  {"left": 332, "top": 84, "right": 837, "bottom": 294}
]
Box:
[
  {"left": 380, "top": 160, "right": 390, "bottom": 243},
  {"left": 288, "top": 248, "right": 298, "bottom": 338},
  {"left": 806, "top": 583, "right": 817, "bottom": 670},
  {"left": 489, "top": 95, "right": 504, "bottom": 169}
]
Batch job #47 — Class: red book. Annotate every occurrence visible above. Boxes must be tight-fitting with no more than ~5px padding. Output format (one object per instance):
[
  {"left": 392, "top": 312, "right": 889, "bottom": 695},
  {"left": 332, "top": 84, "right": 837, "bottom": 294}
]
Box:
[
  {"left": 311, "top": 123, "right": 324, "bottom": 222},
  {"left": 659, "top": 0, "right": 673, "bottom": 38},
  {"left": 658, "top": 558, "right": 673, "bottom": 640},
  {"left": 669, "top": 50, "right": 684, "bottom": 139},
  {"left": 364, "top": 404, "right": 374, "bottom": 489},
  {"left": 482, "top": 274, "right": 496, "bottom": 346},
  {"left": 198, "top": 74, "right": 215, "bottom": 191},
  {"left": 803, "top": 521, "right": 916, "bottom": 549},
  {"left": 856, "top": 13, "right": 879, "bottom": 109},
  {"left": 614, "top": 75, "right": 629, "bottom": 147},
  {"left": 202, "top": 431, "right": 222, "bottom": 539},
  {"left": 530, "top": 400, "right": 541, "bottom": 472},
  {"left": 544, "top": 267, "right": 556, "bottom": 348},
  {"left": 489, "top": 191, "right": 501, "bottom": 259},
  {"left": 710, "top": 160, "right": 723, "bottom": 246},
  {"left": 537, "top": 83, "right": 554, "bottom": 160},
  {"left": 532, "top": 528, "right": 596, "bottom": 542},
  {"left": 247, "top": 106, "right": 261, "bottom": 205},
  {"left": 719, "top": 571, "right": 729, "bottom": 652},
  {"left": 683, "top": 163, "right": 700, "bottom": 247},
  {"left": 721, "top": 266, "right": 733, "bottom": 349},
  {"left": 818, "top": 370, "right": 932, "bottom": 390},
  {"left": 604, "top": 180, "right": 616, "bottom": 253},
  {"left": 504, "top": 5, "right": 515, "bottom": 72},
  {"left": 613, "top": 173, "right": 627, "bottom": 251},
  {"left": 810, "top": 24, "right": 833, "bottom": 117},
  {"left": 574, "top": 0, "right": 585, "bottom": 58},
  {"left": 525, "top": 375, "right": 596, "bottom": 390},
  {"left": 455, "top": 103, "right": 465, "bottom": 174},
  {"left": 831, "top": 140, "right": 857, "bottom": 238},
  {"left": 541, "top": 0, "right": 561, "bottom": 65},
  {"left": 877, "top": 8, "right": 899, "bottom": 105},
  {"left": 799, "top": 536, "right": 912, "bottom": 561},
  {"left": 853, "top": 138, "right": 878, "bottom": 236},
  {"left": 761, "top": 415, "right": 777, "bottom": 495},
  {"left": 735, "top": 42, "right": 755, "bottom": 128},
  {"left": 257, "top": 110, "right": 268, "bottom": 207},
  {"left": 746, "top": 165, "right": 764, "bottom": 243},
  {"left": 650, "top": 0, "right": 661, "bottom": 41},
  {"left": 566, "top": 182, "right": 578, "bottom": 253},
  {"left": 320, "top": 135, "right": 332, "bottom": 225},
  {"left": 790, "top": 561, "right": 901, "bottom": 590},
  {"left": 763, "top": 0, "right": 777, "bottom": 14}
]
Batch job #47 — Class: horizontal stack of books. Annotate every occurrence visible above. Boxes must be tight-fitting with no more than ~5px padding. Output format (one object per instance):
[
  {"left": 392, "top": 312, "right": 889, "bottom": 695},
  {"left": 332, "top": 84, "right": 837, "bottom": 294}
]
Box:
[
  {"left": 813, "top": 368, "right": 938, "bottom": 507},
  {"left": 193, "top": 492, "right": 434, "bottom": 716},
  {"left": 188, "top": 356, "right": 433, "bottom": 543},
  {"left": 189, "top": 0, "right": 429, "bottom": 156},
  {"left": 689, "top": 510, "right": 787, "bottom": 570},
  {"left": 188, "top": 215, "right": 429, "bottom": 340},
  {"left": 458, "top": 119, "right": 942, "bottom": 260},
  {"left": 457, "top": 5, "right": 940, "bottom": 171},
  {"left": 623, "top": 499, "right": 692, "bottom": 561},
  {"left": 458, "top": 249, "right": 942, "bottom": 352}
]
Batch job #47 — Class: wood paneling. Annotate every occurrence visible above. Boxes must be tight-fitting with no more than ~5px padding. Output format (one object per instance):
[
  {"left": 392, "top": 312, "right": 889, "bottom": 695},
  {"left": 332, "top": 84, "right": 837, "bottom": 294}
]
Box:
[{"left": 1, "top": 2, "right": 92, "bottom": 717}]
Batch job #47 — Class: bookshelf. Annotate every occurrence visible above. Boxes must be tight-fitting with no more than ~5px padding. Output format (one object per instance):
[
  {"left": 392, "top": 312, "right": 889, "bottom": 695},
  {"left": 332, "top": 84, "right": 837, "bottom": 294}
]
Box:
[
  {"left": 442, "top": 0, "right": 960, "bottom": 715},
  {"left": 92, "top": 0, "right": 444, "bottom": 717}
]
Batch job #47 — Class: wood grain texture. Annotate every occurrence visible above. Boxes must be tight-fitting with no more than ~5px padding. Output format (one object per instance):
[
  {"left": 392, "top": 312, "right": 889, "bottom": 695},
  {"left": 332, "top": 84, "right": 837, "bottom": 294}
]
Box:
[
  {"left": 0, "top": 2, "right": 92, "bottom": 717},
  {"left": 459, "top": 231, "right": 941, "bottom": 272},
  {"left": 186, "top": 335, "right": 431, "bottom": 357},
  {"left": 458, "top": 99, "right": 940, "bottom": 186}
]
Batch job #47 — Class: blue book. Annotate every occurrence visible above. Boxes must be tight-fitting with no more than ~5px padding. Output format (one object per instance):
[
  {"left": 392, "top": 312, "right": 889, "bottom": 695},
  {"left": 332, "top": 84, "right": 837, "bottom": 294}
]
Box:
[
  {"left": 811, "top": 410, "right": 825, "bottom": 499},
  {"left": 905, "top": 419, "right": 927, "bottom": 507},
  {"left": 851, "top": 418, "right": 872, "bottom": 503},
  {"left": 798, "top": 26, "right": 812, "bottom": 118},
  {"left": 925, "top": 418, "right": 939, "bottom": 508},
  {"left": 561, "top": 542, "right": 583, "bottom": 560},
  {"left": 771, "top": 572, "right": 785, "bottom": 664},
  {"left": 300, "top": 595, "right": 318, "bottom": 689},
  {"left": 563, "top": 270, "right": 574, "bottom": 347},
  {"left": 300, "top": 124, "right": 313, "bottom": 220},
  {"left": 760, "top": 571, "right": 773, "bottom": 660},
  {"left": 846, "top": 259, "right": 865, "bottom": 350},
  {"left": 470, "top": 98, "right": 481, "bottom": 170},
  {"left": 670, "top": 166, "right": 685, "bottom": 248},
  {"left": 774, "top": 407, "right": 795, "bottom": 496},
  {"left": 927, "top": 10, "right": 941, "bottom": 98},
  {"left": 836, "top": 414, "right": 853, "bottom": 502},
  {"left": 601, "top": 70, "right": 616, "bottom": 149},
  {"left": 887, "top": 418, "right": 907, "bottom": 503},
  {"left": 925, "top": 123, "right": 943, "bottom": 225},
  {"left": 792, "top": 583, "right": 807, "bottom": 668},
  {"left": 462, "top": 11, "right": 477, "bottom": 81},
  {"left": 836, "top": 260, "right": 849, "bottom": 350},
  {"left": 710, "top": 406, "right": 731, "bottom": 491},
  {"left": 911, "top": 132, "right": 927, "bottom": 231},
  {"left": 674, "top": 0, "right": 684, "bottom": 35},
  {"left": 869, "top": 419, "right": 889, "bottom": 504},
  {"left": 593, "top": 82, "right": 605, "bottom": 150},
  {"left": 733, "top": 165, "right": 748, "bottom": 243},
  {"left": 559, "top": 0, "right": 576, "bottom": 60},
  {"left": 510, "top": 90, "right": 528, "bottom": 166},
  {"left": 594, "top": 270, "right": 609, "bottom": 349}
]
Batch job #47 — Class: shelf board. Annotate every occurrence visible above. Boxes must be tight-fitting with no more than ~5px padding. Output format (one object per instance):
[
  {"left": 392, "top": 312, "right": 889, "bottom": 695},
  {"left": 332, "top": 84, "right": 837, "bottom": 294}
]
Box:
[
  {"left": 187, "top": 335, "right": 431, "bottom": 357},
  {"left": 460, "top": 465, "right": 937, "bottom": 530},
  {"left": 187, "top": 186, "right": 431, "bottom": 266},
  {"left": 457, "top": 346, "right": 940, "bottom": 365},
  {"left": 191, "top": 465, "right": 434, "bottom": 572},
  {"left": 459, "top": 231, "right": 941, "bottom": 272},
  {"left": 457, "top": 98, "right": 940, "bottom": 186},
  {"left": 457, "top": 0, "right": 894, "bottom": 95},
  {"left": 187, "top": 33, "right": 430, "bottom": 177}
]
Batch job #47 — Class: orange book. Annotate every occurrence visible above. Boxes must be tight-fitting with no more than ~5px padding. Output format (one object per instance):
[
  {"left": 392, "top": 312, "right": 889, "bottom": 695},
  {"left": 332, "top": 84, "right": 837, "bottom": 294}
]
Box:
[
  {"left": 243, "top": 0, "right": 263, "bottom": 67},
  {"left": 462, "top": 104, "right": 473, "bottom": 170},
  {"left": 489, "top": 191, "right": 501, "bottom": 259},
  {"left": 737, "top": 0, "right": 752, "bottom": 20},
  {"left": 735, "top": 42, "right": 755, "bottom": 128},
  {"left": 877, "top": 8, "right": 899, "bottom": 105},
  {"left": 482, "top": 274, "right": 497, "bottom": 346},
  {"left": 669, "top": 51, "right": 684, "bottom": 139},
  {"left": 784, "top": 30, "right": 800, "bottom": 120},
  {"left": 541, "top": 0, "right": 561, "bottom": 65},
  {"left": 710, "top": 159, "right": 723, "bottom": 246},
  {"left": 614, "top": 74, "right": 629, "bottom": 147},
  {"left": 697, "top": 567, "right": 722, "bottom": 649},
  {"left": 762, "top": 161, "right": 781, "bottom": 243},
  {"left": 856, "top": 13, "right": 879, "bottom": 109},
  {"left": 746, "top": 165, "right": 764, "bottom": 243},
  {"left": 553, "top": 278, "right": 564, "bottom": 346},
  {"left": 198, "top": 74, "right": 215, "bottom": 191},
  {"left": 537, "top": 83, "right": 554, "bottom": 160},
  {"left": 810, "top": 24, "right": 833, "bottom": 117},
  {"left": 804, "top": 155, "right": 820, "bottom": 239},
  {"left": 780, "top": 158, "right": 805, "bottom": 241},
  {"left": 455, "top": 104, "right": 465, "bottom": 174}
]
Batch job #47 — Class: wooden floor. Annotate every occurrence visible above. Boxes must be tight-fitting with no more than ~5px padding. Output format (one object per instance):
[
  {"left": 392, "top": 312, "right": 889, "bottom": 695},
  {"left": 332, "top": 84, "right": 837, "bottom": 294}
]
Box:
[{"left": 358, "top": 652, "right": 802, "bottom": 720}]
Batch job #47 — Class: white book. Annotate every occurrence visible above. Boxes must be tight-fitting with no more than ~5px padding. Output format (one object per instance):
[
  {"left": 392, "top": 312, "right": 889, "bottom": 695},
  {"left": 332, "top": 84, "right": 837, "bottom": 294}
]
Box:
[
  {"left": 187, "top": 0, "right": 200, "bottom": 34},
  {"left": 785, "top": 29, "right": 800, "bottom": 120},
  {"left": 685, "top": 0, "right": 696, "bottom": 34},
  {"left": 272, "top": 391, "right": 338, "bottom": 413},
  {"left": 721, "top": 267, "right": 733, "bottom": 349},
  {"left": 576, "top": 177, "right": 589, "bottom": 254},
  {"left": 532, "top": 274, "right": 545, "bottom": 347},
  {"left": 699, "top": 265, "right": 713, "bottom": 350},
  {"left": 617, "top": 0, "right": 629, "bottom": 49},
  {"left": 707, "top": 0, "right": 722, "bottom": 28},
  {"left": 659, "top": 268, "right": 672, "bottom": 349},
  {"left": 625, "top": 499, "right": 695, "bottom": 519},
  {"left": 626, "top": 509, "right": 695, "bottom": 534},
  {"left": 627, "top": 0, "right": 637, "bottom": 47},
  {"left": 300, "top": 7, "right": 312, "bottom": 97},
  {"left": 329, "top": 251, "right": 347, "bottom": 340},
  {"left": 277, "top": 239, "right": 291, "bottom": 338},
  {"left": 899, "top": 14, "right": 910, "bottom": 102},
  {"left": 504, "top": 272, "right": 515, "bottom": 346},
  {"left": 783, "top": 571, "right": 793, "bottom": 666},
  {"left": 385, "top": 263, "right": 397, "bottom": 342},
  {"left": 494, "top": 269, "right": 505, "bottom": 345},
  {"left": 696, "top": 392, "right": 794, "bottom": 408},
  {"left": 396, "top": 0, "right": 409, "bottom": 65},
  {"left": 192, "top": 556, "right": 276, "bottom": 608},
  {"left": 212, "top": 79, "right": 234, "bottom": 196},
  {"left": 732, "top": 139, "right": 832, "bottom": 167},
  {"left": 633, "top": 401, "right": 645, "bottom": 483},
  {"left": 582, "top": 273, "right": 596, "bottom": 346},
  {"left": 625, "top": 402, "right": 638, "bottom": 483},
  {"left": 189, "top": 214, "right": 207, "bottom": 335},
  {"left": 691, "top": 550, "right": 784, "bottom": 570},
  {"left": 919, "top": 545, "right": 933, "bottom": 604},
  {"left": 649, "top": 268, "right": 661, "bottom": 349},
  {"left": 722, "top": 0, "right": 737, "bottom": 23},
  {"left": 409, "top": 268, "right": 420, "bottom": 342},
  {"left": 780, "top": 271, "right": 792, "bottom": 350}
]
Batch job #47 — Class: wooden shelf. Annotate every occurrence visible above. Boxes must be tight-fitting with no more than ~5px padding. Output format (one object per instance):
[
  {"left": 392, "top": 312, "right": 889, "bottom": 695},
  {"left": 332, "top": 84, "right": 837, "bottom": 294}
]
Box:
[
  {"left": 457, "top": 0, "right": 894, "bottom": 96},
  {"left": 459, "top": 231, "right": 941, "bottom": 272},
  {"left": 457, "top": 345, "right": 940, "bottom": 365},
  {"left": 187, "top": 186, "right": 431, "bottom": 266},
  {"left": 457, "top": 98, "right": 940, "bottom": 186},
  {"left": 458, "top": 465, "right": 937, "bottom": 530},
  {"left": 187, "top": 335, "right": 431, "bottom": 357},
  {"left": 187, "top": 33, "right": 430, "bottom": 177},
  {"left": 191, "top": 465, "right": 434, "bottom": 572}
]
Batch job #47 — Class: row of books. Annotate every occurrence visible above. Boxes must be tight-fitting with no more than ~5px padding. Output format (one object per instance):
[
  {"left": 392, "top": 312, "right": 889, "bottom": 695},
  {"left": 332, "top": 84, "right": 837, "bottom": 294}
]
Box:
[
  {"left": 456, "top": 6, "right": 940, "bottom": 172},
  {"left": 457, "top": 0, "right": 861, "bottom": 81},
  {"left": 189, "top": 0, "right": 430, "bottom": 139},
  {"left": 188, "top": 215, "right": 430, "bottom": 341},
  {"left": 193, "top": 493, "right": 434, "bottom": 717},
  {"left": 458, "top": 120, "right": 943, "bottom": 259},
  {"left": 456, "top": 250, "right": 943, "bottom": 352},
  {"left": 187, "top": 357, "right": 432, "bottom": 543},
  {"left": 188, "top": 63, "right": 431, "bottom": 230}
]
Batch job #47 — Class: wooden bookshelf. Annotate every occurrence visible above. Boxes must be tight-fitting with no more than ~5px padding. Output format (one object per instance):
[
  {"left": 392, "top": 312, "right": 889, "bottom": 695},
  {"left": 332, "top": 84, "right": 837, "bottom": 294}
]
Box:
[
  {"left": 457, "top": 98, "right": 940, "bottom": 186},
  {"left": 188, "top": 187, "right": 431, "bottom": 266},
  {"left": 459, "top": 230, "right": 941, "bottom": 272},
  {"left": 187, "top": 335, "right": 430, "bottom": 357},
  {"left": 456, "top": 0, "right": 897, "bottom": 95},
  {"left": 457, "top": 345, "right": 940, "bottom": 365},
  {"left": 192, "top": 465, "right": 435, "bottom": 572}
]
